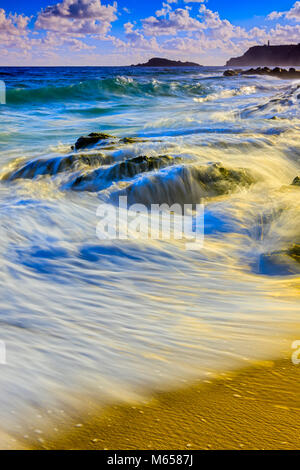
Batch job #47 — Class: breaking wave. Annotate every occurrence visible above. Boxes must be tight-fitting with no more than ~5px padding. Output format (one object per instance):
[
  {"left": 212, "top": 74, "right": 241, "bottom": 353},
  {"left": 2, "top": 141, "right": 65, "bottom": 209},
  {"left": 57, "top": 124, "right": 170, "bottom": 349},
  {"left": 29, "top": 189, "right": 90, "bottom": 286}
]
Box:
[
  {"left": 6, "top": 76, "right": 209, "bottom": 105},
  {"left": 193, "top": 86, "right": 257, "bottom": 102}
]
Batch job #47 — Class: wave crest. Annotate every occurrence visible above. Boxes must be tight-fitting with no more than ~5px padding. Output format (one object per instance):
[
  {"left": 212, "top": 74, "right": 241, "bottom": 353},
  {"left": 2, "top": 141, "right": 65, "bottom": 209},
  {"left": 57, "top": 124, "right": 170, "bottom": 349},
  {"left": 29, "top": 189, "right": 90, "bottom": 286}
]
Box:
[{"left": 7, "top": 76, "right": 209, "bottom": 105}]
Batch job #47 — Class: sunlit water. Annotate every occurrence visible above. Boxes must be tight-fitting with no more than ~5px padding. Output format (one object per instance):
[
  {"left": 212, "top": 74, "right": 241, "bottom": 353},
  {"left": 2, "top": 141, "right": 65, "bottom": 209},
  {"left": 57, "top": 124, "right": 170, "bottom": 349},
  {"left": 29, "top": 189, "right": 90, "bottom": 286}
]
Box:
[{"left": 0, "top": 66, "right": 299, "bottom": 440}]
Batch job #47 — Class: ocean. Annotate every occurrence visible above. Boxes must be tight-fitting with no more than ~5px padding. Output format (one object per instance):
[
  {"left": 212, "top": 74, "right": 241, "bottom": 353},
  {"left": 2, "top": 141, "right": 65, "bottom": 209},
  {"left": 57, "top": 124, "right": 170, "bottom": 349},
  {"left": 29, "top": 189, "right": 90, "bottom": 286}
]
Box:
[{"left": 0, "top": 66, "right": 299, "bottom": 440}]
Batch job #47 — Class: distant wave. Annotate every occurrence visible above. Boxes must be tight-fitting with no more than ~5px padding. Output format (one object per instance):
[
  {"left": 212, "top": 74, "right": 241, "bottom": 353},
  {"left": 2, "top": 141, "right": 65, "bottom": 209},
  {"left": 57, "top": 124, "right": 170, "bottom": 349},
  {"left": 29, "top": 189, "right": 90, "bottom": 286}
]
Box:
[
  {"left": 6, "top": 76, "right": 209, "bottom": 104},
  {"left": 193, "top": 86, "right": 257, "bottom": 103}
]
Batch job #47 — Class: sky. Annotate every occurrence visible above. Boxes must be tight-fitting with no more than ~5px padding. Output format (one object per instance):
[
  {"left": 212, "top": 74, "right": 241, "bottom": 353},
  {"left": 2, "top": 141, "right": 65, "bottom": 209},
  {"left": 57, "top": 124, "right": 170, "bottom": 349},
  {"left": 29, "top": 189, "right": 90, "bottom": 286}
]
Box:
[{"left": 0, "top": 0, "right": 300, "bottom": 65}]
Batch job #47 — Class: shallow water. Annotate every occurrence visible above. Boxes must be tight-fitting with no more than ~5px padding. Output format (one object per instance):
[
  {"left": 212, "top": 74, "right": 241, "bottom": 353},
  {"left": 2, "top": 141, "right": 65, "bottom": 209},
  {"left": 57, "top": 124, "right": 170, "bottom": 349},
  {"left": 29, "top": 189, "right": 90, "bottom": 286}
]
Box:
[{"left": 0, "top": 66, "right": 299, "bottom": 439}]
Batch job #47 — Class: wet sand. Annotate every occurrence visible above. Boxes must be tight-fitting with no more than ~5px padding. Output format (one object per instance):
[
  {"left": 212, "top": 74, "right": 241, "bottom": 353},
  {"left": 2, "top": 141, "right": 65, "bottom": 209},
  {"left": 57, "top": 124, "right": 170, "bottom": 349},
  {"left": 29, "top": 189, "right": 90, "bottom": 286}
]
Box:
[{"left": 28, "top": 355, "right": 300, "bottom": 450}]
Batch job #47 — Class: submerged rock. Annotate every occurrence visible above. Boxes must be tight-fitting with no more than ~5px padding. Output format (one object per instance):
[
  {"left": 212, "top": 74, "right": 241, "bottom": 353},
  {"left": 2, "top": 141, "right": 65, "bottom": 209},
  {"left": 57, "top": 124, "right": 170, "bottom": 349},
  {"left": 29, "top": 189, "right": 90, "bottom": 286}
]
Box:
[
  {"left": 287, "top": 244, "right": 300, "bottom": 262},
  {"left": 73, "top": 133, "right": 151, "bottom": 150},
  {"left": 292, "top": 176, "right": 300, "bottom": 186},
  {"left": 120, "top": 137, "right": 146, "bottom": 144},
  {"left": 192, "top": 163, "right": 255, "bottom": 195},
  {"left": 107, "top": 155, "right": 175, "bottom": 180},
  {"left": 70, "top": 155, "right": 179, "bottom": 191},
  {"left": 107, "top": 161, "right": 256, "bottom": 208},
  {"left": 1, "top": 153, "right": 110, "bottom": 181},
  {"left": 3, "top": 133, "right": 164, "bottom": 182}
]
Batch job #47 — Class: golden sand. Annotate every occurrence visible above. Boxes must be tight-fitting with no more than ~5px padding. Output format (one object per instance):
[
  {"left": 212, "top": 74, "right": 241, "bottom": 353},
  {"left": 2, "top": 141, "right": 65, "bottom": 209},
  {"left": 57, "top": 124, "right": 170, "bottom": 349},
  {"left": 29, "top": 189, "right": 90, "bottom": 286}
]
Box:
[{"left": 26, "top": 356, "right": 300, "bottom": 450}]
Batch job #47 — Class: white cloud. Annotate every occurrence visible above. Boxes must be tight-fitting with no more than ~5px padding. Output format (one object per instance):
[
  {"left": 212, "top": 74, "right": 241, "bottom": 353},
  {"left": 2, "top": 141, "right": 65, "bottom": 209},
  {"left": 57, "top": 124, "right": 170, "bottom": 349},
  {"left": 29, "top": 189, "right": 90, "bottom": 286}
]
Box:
[
  {"left": 142, "top": 7, "right": 204, "bottom": 36},
  {"left": 267, "top": 11, "right": 284, "bottom": 21},
  {"left": 123, "top": 22, "right": 160, "bottom": 51},
  {"left": 0, "top": 8, "right": 30, "bottom": 38},
  {"left": 35, "top": 0, "right": 117, "bottom": 36},
  {"left": 285, "top": 1, "right": 300, "bottom": 20},
  {"left": 267, "top": 1, "right": 300, "bottom": 21},
  {"left": 0, "top": 8, "right": 33, "bottom": 52}
]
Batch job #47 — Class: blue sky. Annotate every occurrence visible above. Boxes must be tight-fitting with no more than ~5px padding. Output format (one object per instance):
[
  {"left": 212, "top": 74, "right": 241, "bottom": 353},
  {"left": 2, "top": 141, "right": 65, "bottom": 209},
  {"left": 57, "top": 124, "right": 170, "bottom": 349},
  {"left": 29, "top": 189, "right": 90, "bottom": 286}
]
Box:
[{"left": 0, "top": 0, "right": 299, "bottom": 65}]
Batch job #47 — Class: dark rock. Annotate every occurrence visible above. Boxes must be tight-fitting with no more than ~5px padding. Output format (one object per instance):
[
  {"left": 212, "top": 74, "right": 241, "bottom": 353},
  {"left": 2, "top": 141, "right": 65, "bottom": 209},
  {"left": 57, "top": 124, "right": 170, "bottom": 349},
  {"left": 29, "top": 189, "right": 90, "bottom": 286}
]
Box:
[
  {"left": 292, "top": 176, "right": 300, "bottom": 186},
  {"left": 191, "top": 162, "right": 255, "bottom": 197},
  {"left": 71, "top": 155, "right": 180, "bottom": 191},
  {"left": 223, "top": 70, "right": 238, "bottom": 76},
  {"left": 287, "top": 244, "right": 300, "bottom": 262},
  {"left": 107, "top": 155, "right": 175, "bottom": 180},
  {"left": 121, "top": 137, "right": 146, "bottom": 144},
  {"left": 3, "top": 153, "right": 110, "bottom": 181},
  {"left": 225, "top": 66, "right": 300, "bottom": 79},
  {"left": 74, "top": 132, "right": 115, "bottom": 150}
]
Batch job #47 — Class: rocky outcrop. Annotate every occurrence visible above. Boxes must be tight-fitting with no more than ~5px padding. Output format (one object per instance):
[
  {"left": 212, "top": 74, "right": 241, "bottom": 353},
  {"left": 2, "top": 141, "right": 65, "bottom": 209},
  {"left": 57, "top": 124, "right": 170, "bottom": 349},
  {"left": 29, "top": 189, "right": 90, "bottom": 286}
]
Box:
[
  {"left": 70, "top": 155, "right": 180, "bottom": 191},
  {"left": 224, "top": 67, "right": 300, "bottom": 79},
  {"left": 292, "top": 176, "right": 300, "bottom": 186},
  {"left": 226, "top": 44, "right": 300, "bottom": 67},
  {"left": 132, "top": 57, "right": 202, "bottom": 67},
  {"left": 73, "top": 132, "right": 115, "bottom": 150},
  {"left": 1, "top": 153, "right": 113, "bottom": 181}
]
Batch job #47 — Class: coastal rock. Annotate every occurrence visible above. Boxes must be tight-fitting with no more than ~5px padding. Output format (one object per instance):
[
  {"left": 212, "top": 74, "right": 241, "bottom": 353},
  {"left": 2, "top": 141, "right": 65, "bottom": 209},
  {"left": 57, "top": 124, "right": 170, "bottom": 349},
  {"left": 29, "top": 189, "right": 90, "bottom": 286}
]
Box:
[
  {"left": 292, "top": 176, "right": 300, "bottom": 186},
  {"left": 120, "top": 137, "right": 146, "bottom": 144},
  {"left": 73, "top": 133, "right": 151, "bottom": 150},
  {"left": 2, "top": 153, "right": 110, "bottom": 181},
  {"left": 223, "top": 70, "right": 238, "bottom": 77},
  {"left": 192, "top": 163, "right": 255, "bottom": 196},
  {"left": 223, "top": 67, "right": 300, "bottom": 79},
  {"left": 109, "top": 162, "right": 256, "bottom": 208},
  {"left": 226, "top": 44, "right": 300, "bottom": 67},
  {"left": 70, "top": 155, "right": 179, "bottom": 191},
  {"left": 74, "top": 132, "right": 115, "bottom": 150},
  {"left": 288, "top": 244, "right": 300, "bottom": 262},
  {"left": 107, "top": 155, "right": 176, "bottom": 179}
]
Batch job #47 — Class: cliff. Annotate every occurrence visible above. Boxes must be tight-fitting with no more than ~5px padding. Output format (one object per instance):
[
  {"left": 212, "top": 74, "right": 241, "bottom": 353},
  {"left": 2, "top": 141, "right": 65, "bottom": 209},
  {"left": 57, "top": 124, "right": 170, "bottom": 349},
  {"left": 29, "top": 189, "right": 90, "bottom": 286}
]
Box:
[
  {"left": 132, "top": 57, "right": 202, "bottom": 67},
  {"left": 226, "top": 44, "right": 300, "bottom": 67}
]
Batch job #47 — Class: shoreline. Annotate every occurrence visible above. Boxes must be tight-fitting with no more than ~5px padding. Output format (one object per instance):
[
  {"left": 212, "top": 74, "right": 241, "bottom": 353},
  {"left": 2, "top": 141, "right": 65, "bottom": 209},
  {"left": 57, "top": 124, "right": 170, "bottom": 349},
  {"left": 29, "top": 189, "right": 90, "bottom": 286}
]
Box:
[{"left": 19, "top": 353, "right": 300, "bottom": 450}]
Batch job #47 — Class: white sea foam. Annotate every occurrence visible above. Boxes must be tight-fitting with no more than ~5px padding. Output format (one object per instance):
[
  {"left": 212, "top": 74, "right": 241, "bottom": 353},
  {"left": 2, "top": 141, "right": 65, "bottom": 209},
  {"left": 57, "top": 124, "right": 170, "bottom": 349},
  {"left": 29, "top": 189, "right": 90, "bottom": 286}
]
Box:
[{"left": 194, "top": 85, "right": 257, "bottom": 103}]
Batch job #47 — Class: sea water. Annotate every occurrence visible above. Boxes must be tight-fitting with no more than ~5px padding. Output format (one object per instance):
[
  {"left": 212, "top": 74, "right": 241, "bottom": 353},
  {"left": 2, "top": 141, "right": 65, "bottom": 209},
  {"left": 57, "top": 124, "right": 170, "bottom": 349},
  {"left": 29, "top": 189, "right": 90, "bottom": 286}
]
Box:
[{"left": 0, "top": 66, "right": 299, "bottom": 439}]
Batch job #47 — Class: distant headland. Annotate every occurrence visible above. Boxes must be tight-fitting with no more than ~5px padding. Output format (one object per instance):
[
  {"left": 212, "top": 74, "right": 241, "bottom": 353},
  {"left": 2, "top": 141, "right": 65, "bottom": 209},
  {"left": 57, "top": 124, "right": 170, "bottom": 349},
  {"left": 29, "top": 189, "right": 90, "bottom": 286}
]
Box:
[
  {"left": 226, "top": 43, "right": 300, "bottom": 67},
  {"left": 132, "top": 57, "right": 202, "bottom": 67}
]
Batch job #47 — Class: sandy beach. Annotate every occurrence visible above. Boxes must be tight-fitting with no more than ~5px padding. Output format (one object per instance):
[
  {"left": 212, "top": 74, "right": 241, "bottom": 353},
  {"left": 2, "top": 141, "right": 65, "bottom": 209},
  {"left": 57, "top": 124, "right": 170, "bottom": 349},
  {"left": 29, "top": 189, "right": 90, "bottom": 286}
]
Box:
[{"left": 24, "top": 354, "right": 300, "bottom": 450}]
